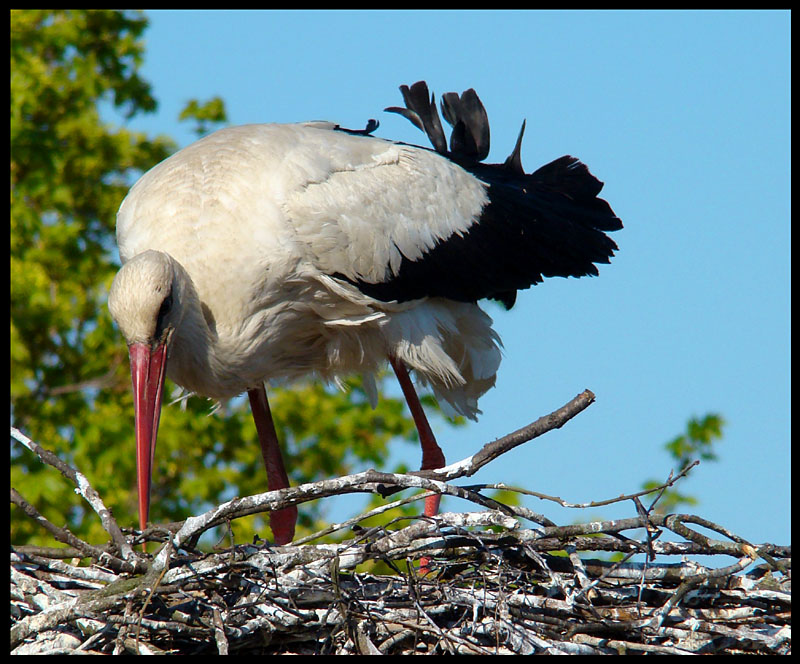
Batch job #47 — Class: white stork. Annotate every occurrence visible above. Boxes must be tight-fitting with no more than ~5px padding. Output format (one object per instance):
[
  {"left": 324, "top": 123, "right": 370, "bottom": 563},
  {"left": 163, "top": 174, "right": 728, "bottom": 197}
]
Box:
[{"left": 108, "top": 81, "right": 622, "bottom": 546}]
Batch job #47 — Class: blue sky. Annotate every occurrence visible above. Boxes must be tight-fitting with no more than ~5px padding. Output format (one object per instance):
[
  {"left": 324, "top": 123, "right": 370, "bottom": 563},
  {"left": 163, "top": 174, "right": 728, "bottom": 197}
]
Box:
[{"left": 109, "top": 10, "right": 790, "bottom": 547}]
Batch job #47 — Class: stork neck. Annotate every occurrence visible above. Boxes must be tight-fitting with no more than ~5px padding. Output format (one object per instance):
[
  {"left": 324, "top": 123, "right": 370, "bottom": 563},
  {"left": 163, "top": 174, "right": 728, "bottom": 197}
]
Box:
[{"left": 162, "top": 261, "right": 220, "bottom": 398}]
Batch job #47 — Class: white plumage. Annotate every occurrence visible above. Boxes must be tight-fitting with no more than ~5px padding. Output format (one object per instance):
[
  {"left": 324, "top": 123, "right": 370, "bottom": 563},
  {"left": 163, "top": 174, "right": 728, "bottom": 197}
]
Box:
[
  {"left": 113, "top": 123, "right": 497, "bottom": 417},
  {"left": 108, "top": 81, "right": 622, "bottom": 546}
]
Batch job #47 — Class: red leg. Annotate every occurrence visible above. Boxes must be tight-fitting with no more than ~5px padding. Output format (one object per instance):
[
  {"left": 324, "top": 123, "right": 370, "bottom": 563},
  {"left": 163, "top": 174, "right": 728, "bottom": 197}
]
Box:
[
  {"left": 248, "top": 385, "right": 297, "bottom": 545},
  {"left": 389, "top": 357, "right": 445, "bottom": 519}
]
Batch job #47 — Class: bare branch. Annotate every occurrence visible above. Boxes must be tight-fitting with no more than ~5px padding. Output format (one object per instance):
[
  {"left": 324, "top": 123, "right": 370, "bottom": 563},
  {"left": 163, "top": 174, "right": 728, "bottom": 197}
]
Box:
[
  {"left": 12, "top": 506, "right": 790, "bottom": 654},
  {"left": 11, "top": 427, "right": 138, "bottom": 567},
  {"left": 10, "top": 488, "right": 140, "bottom": 575},
  {"left": 412, "top": 389, "right": 596, "bottom": 482},
  {"left": 10, "top": 392, "right": 791, "bottom": 654}
]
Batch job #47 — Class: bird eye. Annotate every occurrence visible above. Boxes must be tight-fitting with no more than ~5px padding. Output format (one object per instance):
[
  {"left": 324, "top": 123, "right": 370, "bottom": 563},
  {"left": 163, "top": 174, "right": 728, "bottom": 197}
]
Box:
[{"left": 155, "top": 289, "right": 173, "bottom": 338}]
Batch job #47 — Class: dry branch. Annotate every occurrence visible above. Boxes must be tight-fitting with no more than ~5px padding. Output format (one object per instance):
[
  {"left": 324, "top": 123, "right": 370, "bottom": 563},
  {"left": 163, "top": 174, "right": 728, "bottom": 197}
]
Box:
[{"left": 11, "top": 391, "right": 791, "bottom": 655}]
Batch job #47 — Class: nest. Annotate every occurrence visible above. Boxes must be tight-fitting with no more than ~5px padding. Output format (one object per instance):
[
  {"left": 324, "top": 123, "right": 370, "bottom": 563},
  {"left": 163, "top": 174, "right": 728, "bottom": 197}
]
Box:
[{"left": 11, "top": 391, "right": 791, "bottom": 655}]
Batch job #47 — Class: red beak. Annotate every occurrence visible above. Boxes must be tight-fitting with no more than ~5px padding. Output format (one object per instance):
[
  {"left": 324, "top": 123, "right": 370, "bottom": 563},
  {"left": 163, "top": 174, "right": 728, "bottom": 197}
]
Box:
[{"left": 128, "top": 341, "right": 169, "bottom": 533}]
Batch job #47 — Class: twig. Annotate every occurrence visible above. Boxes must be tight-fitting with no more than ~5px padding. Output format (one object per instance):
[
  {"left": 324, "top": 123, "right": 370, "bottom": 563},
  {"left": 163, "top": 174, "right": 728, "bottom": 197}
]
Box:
[
  {"left": 10, "top": 488, "right": 137, "bottom": 575},
  {"left": 471, "top": 460, "right": 700, "bottom": 510},
  {"left": 11, "top": 392, "right": 791, "bottom": 654},
  {"left": 12, "top": 506, "right": 790, "bottom": 654},
  {"left": 11, "top": 391, "right": 593, "bottom": 552},
  {"left": 11, "top": 427, "right": 138, "bottom": 566},
  {"left": 412, "top": 389, "right": 596, "bottom": 482}
]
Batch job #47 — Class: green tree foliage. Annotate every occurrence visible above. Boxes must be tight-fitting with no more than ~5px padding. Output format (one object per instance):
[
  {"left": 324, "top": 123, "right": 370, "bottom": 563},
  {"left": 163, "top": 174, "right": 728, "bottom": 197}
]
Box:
[
  {"left": 10, "top": 10, "right": 452, "bottom": 549},
  {"left": 11, "top": 9, "right": 174, "bottom": 546},
  {"left": 179, "top": 97, "right": 228, "bottom": 137},
  {"left": 642, "top": 413, "right": 725, "bottom": 514}
]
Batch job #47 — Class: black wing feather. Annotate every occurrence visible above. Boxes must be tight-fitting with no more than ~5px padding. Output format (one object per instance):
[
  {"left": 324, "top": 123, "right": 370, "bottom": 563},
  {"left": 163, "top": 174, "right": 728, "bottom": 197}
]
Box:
[
  {"left": 441, "top": 88, "right": 490, "bottom": 161},
  {"left": 385, "top": 82, "right": 447, "bottom": 155},
  {"left": 342, "top": 82, "right": 622, "bottom": 310}
]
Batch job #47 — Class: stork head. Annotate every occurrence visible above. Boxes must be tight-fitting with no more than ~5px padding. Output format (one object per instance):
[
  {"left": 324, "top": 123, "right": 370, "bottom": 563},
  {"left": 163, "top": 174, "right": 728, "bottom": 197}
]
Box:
[{"left": 109, "top": 250, "right": 182, "bottom": 535}]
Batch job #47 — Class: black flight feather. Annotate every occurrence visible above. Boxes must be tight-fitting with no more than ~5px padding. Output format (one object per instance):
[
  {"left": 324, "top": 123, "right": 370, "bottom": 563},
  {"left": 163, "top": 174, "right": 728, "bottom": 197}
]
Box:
[
  {"left": 385, "top": 82, "right": 447, "bottom": 155},
  {"left": 343, "top": 81, "right": 622, "bottom": 310}
]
